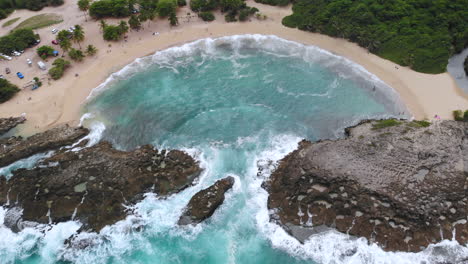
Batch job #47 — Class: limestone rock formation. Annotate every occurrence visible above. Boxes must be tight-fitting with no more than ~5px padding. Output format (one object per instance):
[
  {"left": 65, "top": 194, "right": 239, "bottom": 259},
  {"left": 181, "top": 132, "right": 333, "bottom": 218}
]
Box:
[
  {"left": 0, "top": 141, "right": 202, "bottom": 232},
  {"left": 266, "top": 120, "right": 468, "bottom": 252},
  {"left": 0, "top": 116, "right": 26, "bottom": 136},
  {"left": 0, "top": 124, "right": 89, "bottom": 167},
  {"left": 179, "top": 176, "right": 235, "bottom": 225}
]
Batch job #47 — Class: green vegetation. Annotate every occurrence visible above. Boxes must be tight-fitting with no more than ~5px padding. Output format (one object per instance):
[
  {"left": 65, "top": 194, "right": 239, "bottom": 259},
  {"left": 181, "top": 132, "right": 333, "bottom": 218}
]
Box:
[
  {"left": 86, "top": 44, "right": 97, "bottom": 56},
  {"left": 89, "top": 0, "right": 131, "bottom": 18},
  {"left": 372, "top": 119, "right": 401, "bottom": 130},
  {"left": 14, "top": 13, "right": 63, "bottom": 30},
  {"left": 464, "top": 56, "right": 468, "bottom": 76},
  {"left": 2, "top": 17, "right": 20, "bottom": 27},
  {"left": 177, "top": 0, "right": 186, "bottom": 6},
  {"left": 0, "top": 78, "right": 20, "bottom": 103},
  {"left": 254, "top": 0, "right": 288, "bottom": 6},
  {"left": 0, "top": 28, "right": 38, "bottom": 55},
  {"left": 37, "top": 45, "right": 55, "bottom": 59},
  {"left": 33, "top": 77, "right": 42, "bottom": 87},
  {"left": 453, "top": 110, "right": 468, "bottom": 122},
  {"left": 48, "top": 58, "right": 70, "bottom": 80},
  {"left": 128, "top": 15, "right": 141, "bottom": 30},
  {"left": 190, "top": 0, "right": 257, "bottom": 22},
  {"left": 69, "top": 48, "right": 85, "bottom": 61},
  {"left": 199, "top": 11, "right": 215, "bottom": 22},
  {"left": 157, "top": 0, "right": 177, "bottom": 17},
  {"left": 78, "top": 0, "right": 90, "bottom": 21},
  {"left": 57, "top": 30, "right": 72, "bottom": 53},
  {"left": 282, "top": 0, "right": 468, "bottom": 74},
  {"left": 169, "top": 11, "right": 178, "bottom": 26},
  {"left": 0, "top": 0, "right": 63, "bottom": 18},
  {"left": 102, "top": 21, "right": 129, "bottom": 41},
  {"left": 408, "top": 120, "right": 431, "bottom": 128},
  {"left": 73, "top": 25, "right": 85, "bottom": 49}
]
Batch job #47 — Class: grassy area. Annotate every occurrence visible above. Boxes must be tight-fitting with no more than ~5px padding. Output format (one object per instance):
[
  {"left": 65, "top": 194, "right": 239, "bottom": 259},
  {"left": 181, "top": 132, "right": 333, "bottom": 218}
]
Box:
[
  {"left": 14, "top": 13, "right": 63, "bottom": 30},
  {"left": 372, "top": 119, "right": 402, "bottom": 130},
  {"left": 2, "top": 17, "right": 20, "bottom": 27},
  {"left": 407, "top": 120, "right": 431, "bottom": 128}
]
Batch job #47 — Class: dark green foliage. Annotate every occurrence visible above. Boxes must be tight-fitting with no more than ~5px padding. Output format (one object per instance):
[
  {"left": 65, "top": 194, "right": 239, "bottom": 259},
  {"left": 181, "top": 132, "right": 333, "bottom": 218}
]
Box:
[
  {"left": 86, "top": 44, "right": 97, "bottom": 56},
  {"left": 238, "top": 9, "right": 250, "bottom": 21},
  {"left": 177, "top": 0, "right": 186, "bottom": 6},
  {"left": 464, "top": 56, "right": 468, "bottom": 76},
  {"left": 157, "top": 0, "right": 177, "bottom": 17},
  {"left": 102, "top": 21, "right": 128, "bottom": 41},
  {"left": 0, "top": 0, "right": 63, "bottom": 14},
  {"left": 453, "top": 110, "right": 468, "bottom": 122},
  {"left": 0, "top": 29, "right": 38, "bottom": 55},
  {"left": 37, "top": 45, "right": 55, "bottom": 59},
  {"left": 169, "top": 12, "right": 178, "bottom": 26},
  {"left": 128, "top": 14, "right": 141, "bottom": 29},
  {"left": 89, "top": 0, "right": 131, "bottom": 18},
  {"left": 254, "top": 0, "right": 289, "bottom": 6},
  {"left": 372, "top": 119, "right": 401, "bottom": 130},
  {"left": 33, "top": 77, "right": 42, "bottom": 87},
  {"left": 190, "top": 0, "right": 217, "bottom": 12},
  {"left": 0, "top": 78, "right": 19, "bottom": 103},
  {"left": 225, "top": 11, "right": 237, "bottom": 22},
  {"left": 48, "top": 58, "right": 70, "bottom": 80},
  {"left": 0, "top": 8, "right": 14, "bottom": 20},
  {"left": 199, "top": 11, "right": 215, "bottom": 21},
  {"left": 68, "top": 48, "right": 85, "bottom": 61},
  {"left": 283, "top": 0, "right": 468, "bottom": 74}
]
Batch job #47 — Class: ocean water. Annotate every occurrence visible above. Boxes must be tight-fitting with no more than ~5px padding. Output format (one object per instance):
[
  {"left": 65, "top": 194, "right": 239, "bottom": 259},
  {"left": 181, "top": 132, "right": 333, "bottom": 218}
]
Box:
[{"left": 1, "top": 35, "right": 467, "bottom": 264}]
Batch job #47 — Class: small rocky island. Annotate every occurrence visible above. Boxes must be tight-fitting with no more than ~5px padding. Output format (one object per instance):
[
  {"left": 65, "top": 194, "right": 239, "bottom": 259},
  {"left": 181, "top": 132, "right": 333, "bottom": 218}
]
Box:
[
  {"left": 0, "top": 118, "right": 202, "bottom": 232},
  {"left": 265, "top": 120, "right": 468, "bottom": 252}
]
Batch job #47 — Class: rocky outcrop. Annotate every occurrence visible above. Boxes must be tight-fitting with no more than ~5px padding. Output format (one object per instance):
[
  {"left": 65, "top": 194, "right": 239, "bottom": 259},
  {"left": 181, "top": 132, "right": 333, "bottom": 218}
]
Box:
[
  {"left": 0, "top": 124, "right": 89, "bottom": 167},
  {"left": 0, "top": 141, "right": 202, "bottom": 232},
  {"left": 266, "top": 120, "right": 468, "bottom": 252},
  {"left": 0, "top": 116, "right": 26, "bottom": 136},
  {"left": 178, "top": 176, "right": 235, "bottom": 225}
]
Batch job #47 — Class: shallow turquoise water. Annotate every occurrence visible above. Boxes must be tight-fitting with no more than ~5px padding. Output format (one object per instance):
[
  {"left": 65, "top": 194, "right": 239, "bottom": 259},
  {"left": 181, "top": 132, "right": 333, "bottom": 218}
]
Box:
[{"left": 9, "top": 35, "right": 466, "bottom": 264}]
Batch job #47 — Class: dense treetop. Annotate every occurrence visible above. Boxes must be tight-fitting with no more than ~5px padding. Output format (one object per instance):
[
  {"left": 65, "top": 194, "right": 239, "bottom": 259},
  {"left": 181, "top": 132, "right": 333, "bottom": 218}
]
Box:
[
  {"left": 282, "top": 0, "right": 468, "bottom": 73},
  {"left": 0, "top": 79, "right": 20, "bottom": 103},
  {"left": 0, "top": 0, "right": 64, "bottom": 19},
  {"left": 0, "top": 29, "right": 38, "bottom": 55}
]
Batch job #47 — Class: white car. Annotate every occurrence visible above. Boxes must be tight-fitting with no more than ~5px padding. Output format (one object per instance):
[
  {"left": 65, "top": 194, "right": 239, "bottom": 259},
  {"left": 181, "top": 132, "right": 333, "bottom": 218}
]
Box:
[
  {"left": 68, "top": 26, "right": 75, "bottom": 33},
  {"left": 0, "top": 75, "right": 4, "bottom": 79},
  {"left": 27, "top": 58, "right": 32, "bottom": 65},
  {"left": 0, "top": 54, "right": 12, "bottom": 61},
  {"left": 52, "top": 28, "right": 58, "bottom": 34},
  {"left": 12, "top": 51, "right": 21, "bottom": 56}
]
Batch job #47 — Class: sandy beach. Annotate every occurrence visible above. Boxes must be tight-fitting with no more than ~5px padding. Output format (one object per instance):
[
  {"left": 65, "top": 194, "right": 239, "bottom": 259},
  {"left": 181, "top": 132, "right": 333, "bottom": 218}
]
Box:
[{"left": 1, "top": 1, "right": 468, "bottom": 135}]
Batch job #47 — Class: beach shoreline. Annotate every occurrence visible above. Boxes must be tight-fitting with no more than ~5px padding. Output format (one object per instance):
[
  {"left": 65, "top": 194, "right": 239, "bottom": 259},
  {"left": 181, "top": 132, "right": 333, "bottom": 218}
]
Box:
[{"left": 1, "top": 1, "right": 468, "bottom": 136}]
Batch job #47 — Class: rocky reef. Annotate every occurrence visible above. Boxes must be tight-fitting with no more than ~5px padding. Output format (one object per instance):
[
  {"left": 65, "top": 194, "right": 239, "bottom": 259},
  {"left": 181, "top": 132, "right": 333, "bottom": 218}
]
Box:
[
  {"left": 0, "top": 118, "right": 203, "bottom": 232},
  {"left": 179, "top": 176, "right": 235, "bottom": 225},
  {"left": 0, "top": 124, "right": 89, "bottom": 167},
  {"left": 0, "top": 116, "right": 26, "bottom": 136},
  {"left": 266, "top": 120, "right": 468, "bottom": 252}
]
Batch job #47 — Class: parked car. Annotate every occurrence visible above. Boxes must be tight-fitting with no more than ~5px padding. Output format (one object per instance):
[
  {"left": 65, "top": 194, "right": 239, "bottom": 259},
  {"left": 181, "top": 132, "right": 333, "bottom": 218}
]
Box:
[
  {"left": 16, "top": 72, "right": 24, "bottom": 79},
  {"left": 52, "top": 39, "right": 58, "bottom": 45},
  {"left": 12, "top": 51, "right": 21, "bottom": 56},
  {"left": 0, "top": 75, "right": 4, "bottom": 79},
  {"left": 0, "top": 54, "right": 12, "bottom": 61},
  {"left": 27, "top": 58, "right": 32, "bottom": 66},
  {"left": 5, "top": 67, "right": 10, "bottom": 74},
  {"left": 34, "top": 39, "right": 41, "bottom": 45},
  {"left": 52, "top": 28, "right": 58, "bottom": 34}
]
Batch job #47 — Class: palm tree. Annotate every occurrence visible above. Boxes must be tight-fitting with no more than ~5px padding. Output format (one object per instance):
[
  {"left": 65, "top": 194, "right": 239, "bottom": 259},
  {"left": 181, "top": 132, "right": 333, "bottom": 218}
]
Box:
[
  {"left": 57, "top": 30, "right": 72, "bottom": 54},
  {"left": 86, "top": 44, "right": 97, "bottom": 56},
  {"left": 99, "top": 20, "right": 107, "bottom": 32},
  {"left": 77, "top": 0, "right": 90, "bottom": 22},
  {"left": 73, "top": 25, "right": 85, "bottom": 49}
]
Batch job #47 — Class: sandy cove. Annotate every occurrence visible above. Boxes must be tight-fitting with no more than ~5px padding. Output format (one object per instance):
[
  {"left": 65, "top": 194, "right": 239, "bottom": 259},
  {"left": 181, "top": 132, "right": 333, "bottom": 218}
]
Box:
[{"left": 1, "top": 1, "right": 468, "bottom": 135}]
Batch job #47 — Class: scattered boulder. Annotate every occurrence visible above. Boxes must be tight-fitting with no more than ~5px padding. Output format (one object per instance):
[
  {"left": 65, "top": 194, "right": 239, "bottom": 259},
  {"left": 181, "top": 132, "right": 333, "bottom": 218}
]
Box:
[
  {"left": 0, "top": 141, "right": 202, "bottom": 232},
  {"left": 0, "top": 124, "right": 89, "bottom": 167},
  {"left": 179, "top": 176, "right": 235, "bottom": 225},
  {"left": 265, "top": 120, "right": 468, "bottom": 252},
  {"left": 0, "top": 116, "right": 26, "bottom": 136}
]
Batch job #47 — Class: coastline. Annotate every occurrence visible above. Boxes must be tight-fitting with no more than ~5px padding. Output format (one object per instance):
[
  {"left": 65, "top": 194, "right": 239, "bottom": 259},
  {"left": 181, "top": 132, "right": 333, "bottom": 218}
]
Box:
[{"left": 1, "top": 2, "right": 468, "bottom": 135}]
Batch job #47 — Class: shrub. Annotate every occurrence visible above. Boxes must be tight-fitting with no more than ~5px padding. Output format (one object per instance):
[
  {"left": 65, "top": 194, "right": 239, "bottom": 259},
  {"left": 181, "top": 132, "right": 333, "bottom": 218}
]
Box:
[
  {"left": 177, "top": 0, "right": 186, "bottom": 6},
  {"left": 157, "top": 0, "right": 177, "bottom": 17},
  {"left": 68, "top": 48, "right": 85, "bottom": 61},
  {"left": 464, "top": 56, "right": 468, "bottom": 76},
  {"left": 169, "top": 11, "right": 178, "bottom": 26},
  {"left": 128, "top": 14, "right": 141, "bottom": 30},
  {"left": 199, "top": 11, "right": 215, "bottom": 21},
  {"left": 371, "top": 119, "right": 401, "bottom": 130},
  {"left": 453, "top": 110, "right": 464, "bottom": 121},
  {"left": 238, "top": 9, "right": 250, "bottom": 21},
  {"left": 37, "top": 45, "right": 55, "bottom": 59},
  {"left": 225, "top": 10, "right": 237, "bottom": 22},
  {"left": 86, "top": 44, "right": 97, "bottom": 56},
  {"left": 102, "top": 21, "right": 128, "bottom": 41},
  {"left": 190, "top": 0, "right": 217, "bottom": 12},
  {"left": 254, "top": 0, "right": 289, "bottom": 6},
  {"left": 48, "top": 58, "right": 70, "bottom": 80},
  {"left": 408, "top": 120, "right": 431, "bottom": 128},
  {"left": 0, "top": 78, "right": 19, "bottom": 103},
  {"left": 89, "top": 0, "right": 131, "bottom": 18}
]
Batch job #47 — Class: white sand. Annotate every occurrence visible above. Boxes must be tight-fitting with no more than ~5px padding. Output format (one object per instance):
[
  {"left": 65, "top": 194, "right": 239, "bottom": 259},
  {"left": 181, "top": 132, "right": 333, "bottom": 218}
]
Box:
[{"left": 1, "top": 1, "right": 467, "bottom": 135}]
